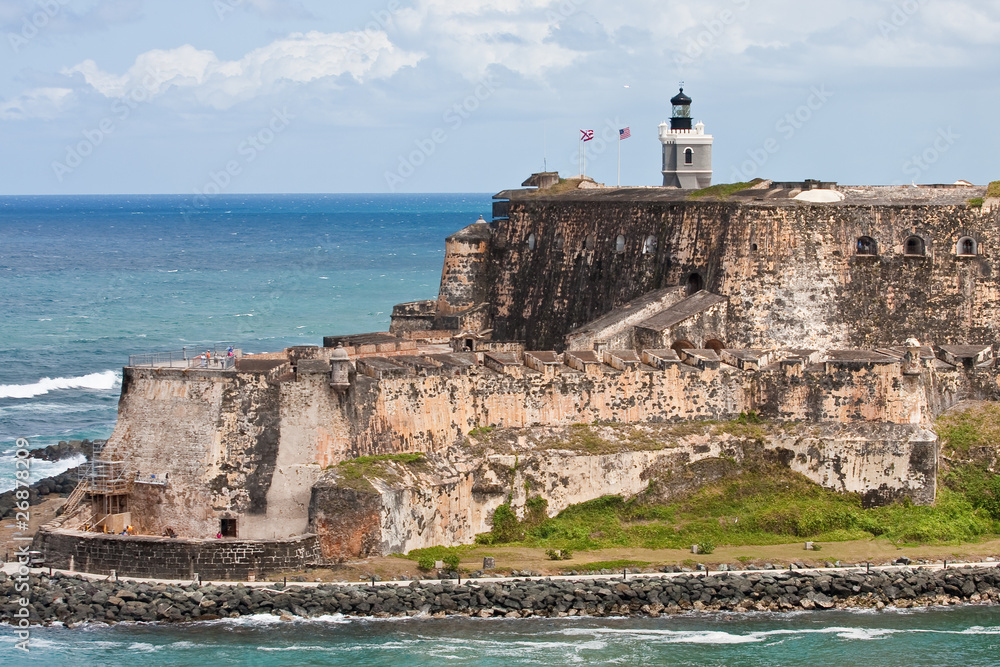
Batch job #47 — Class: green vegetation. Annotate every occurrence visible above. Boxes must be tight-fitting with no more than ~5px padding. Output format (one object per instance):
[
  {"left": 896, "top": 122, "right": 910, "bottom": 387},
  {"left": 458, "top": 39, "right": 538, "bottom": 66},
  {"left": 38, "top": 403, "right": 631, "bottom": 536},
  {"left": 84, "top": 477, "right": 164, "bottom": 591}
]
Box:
[
  {"left": 938, "top": 403, "right": 1000, "bottom": 454},
  {"left": 969, "top": 198, "right": 985, "bottom": 208},
  {"left": 696, "top": 541, "right": 716, "bottom": 555},
  {"left": 575, "top": 559, "right": 651, "bottom": 572},
  {"left": 403, "top": 544, "right": 477, "bottom": 565},
  {"left": 687, "top": 179, "right": 765, "bottom": 200},
  {"left": 334, "top": 453, "right": 426, "bottom": 492},
  {"left": 987, "top": 180, "right": 1000, "bottom": 198},
  {"left": 546, "top": 548, "right": 573, "bottom": 561},
  {"left": 471, "top": 459, "right": 1000, "bottom": 552},
  {"left": 468, "top": 425, "right": 495, "bottom": 437}
]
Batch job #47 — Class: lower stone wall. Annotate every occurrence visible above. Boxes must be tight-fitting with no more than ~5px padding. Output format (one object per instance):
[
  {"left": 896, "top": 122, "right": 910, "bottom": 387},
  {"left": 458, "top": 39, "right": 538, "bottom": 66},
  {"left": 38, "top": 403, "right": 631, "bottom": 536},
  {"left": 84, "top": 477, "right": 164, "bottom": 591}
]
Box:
[{"left": 33, "top": 529, "right": 321, "bottom": 580}]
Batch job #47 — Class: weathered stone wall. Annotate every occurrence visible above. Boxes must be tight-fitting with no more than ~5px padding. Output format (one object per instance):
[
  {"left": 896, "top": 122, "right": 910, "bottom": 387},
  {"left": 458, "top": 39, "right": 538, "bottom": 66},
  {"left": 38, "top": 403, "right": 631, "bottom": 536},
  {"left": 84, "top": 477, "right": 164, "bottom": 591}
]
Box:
[
  {"left": 309, "top": 422, "right": 937, "bottom": 556},
  {"left": 436, "top": 223, "right": 492, "bottom": 316},
  {"left": 348, "top": 361, "right": 945, "bottom": 454},
  {"left": 487, "top": 198, "right": 1000, "bottom": 350},
  {"left": 97, "top": 364, "right": 330, "bottom": 541},
  {"left": 33, "top": 528, "right": 320, "bottom": 580}
]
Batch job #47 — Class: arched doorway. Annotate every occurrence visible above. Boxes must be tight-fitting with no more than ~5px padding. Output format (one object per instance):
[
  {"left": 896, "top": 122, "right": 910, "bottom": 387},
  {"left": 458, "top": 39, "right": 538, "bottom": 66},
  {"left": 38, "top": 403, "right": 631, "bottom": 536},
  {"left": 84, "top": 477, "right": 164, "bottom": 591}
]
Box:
[{"left": 686, "top": 272, "right": 704, "bottom": 295}]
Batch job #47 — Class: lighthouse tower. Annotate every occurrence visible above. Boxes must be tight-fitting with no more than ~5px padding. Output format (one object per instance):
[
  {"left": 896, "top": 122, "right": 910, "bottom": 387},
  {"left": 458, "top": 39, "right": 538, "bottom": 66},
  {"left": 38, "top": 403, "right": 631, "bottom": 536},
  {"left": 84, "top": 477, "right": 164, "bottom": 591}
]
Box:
[{"left": 659, "top": 87, "right": 713, "bottom": 189}]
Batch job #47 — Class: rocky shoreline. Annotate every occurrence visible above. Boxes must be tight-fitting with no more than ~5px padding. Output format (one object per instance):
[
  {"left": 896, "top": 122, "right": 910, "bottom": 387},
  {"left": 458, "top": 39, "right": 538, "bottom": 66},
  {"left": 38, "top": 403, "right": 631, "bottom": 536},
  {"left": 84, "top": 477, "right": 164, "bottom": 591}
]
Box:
[{"left": 2, "top": 566, "right": 999, "bottom": 626}]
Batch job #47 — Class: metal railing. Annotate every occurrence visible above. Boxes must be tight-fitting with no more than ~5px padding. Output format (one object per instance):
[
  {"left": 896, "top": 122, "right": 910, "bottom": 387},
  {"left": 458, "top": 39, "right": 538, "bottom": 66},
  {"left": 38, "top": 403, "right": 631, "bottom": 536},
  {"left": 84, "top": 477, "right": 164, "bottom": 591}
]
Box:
[{"left": 129, "top": 344, "right": 238, "bottom": 369}]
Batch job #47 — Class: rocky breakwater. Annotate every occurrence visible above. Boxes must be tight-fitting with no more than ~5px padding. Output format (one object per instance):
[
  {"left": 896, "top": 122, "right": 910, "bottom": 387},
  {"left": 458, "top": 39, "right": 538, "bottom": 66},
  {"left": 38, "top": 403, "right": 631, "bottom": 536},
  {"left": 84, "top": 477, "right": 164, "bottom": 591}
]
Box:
[{"left": 3, "top": 566, "right": 1000, "bottom": 625}]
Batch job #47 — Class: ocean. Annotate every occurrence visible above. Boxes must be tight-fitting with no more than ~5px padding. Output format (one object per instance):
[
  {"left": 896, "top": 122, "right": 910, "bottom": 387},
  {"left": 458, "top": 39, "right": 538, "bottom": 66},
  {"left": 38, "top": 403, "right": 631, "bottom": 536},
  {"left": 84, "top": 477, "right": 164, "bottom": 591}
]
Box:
[
  {"left": 0, "top": 194, "right": 482, "bottom": 491},
  {"left": 3, "top": 194, "right": 1000, "bottom": 663},
  {"left": 3, "top": 606, "right": 1000, "bottom": 665}
]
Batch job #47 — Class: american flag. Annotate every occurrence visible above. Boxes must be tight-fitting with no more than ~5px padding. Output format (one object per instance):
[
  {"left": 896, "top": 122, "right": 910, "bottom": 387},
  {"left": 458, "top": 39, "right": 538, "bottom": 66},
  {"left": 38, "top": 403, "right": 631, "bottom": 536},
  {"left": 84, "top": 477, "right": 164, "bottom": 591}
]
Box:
[
  {"left": 580, "top": 129, "right": 594, "bottom": 142},
  {"left": 619, "top": 127, "right": 631, "bottom": 140}
]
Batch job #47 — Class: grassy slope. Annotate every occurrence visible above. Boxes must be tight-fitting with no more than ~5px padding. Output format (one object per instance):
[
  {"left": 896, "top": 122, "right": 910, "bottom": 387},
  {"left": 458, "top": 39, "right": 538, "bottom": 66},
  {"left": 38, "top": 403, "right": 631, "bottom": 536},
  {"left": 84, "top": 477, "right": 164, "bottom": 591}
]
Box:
[{"left": 427, "top": 407, "right": 1000, "bottom": 558}]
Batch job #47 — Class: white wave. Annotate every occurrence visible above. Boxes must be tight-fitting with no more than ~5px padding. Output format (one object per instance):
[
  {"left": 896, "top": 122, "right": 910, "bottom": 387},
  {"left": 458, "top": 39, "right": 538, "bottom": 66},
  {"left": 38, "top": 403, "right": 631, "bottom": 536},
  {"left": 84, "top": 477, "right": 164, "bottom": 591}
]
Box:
[
  {"left": 0, "top": 453, "right": 87, "bottom": 493},
  {"left": 0, "top": 370, "right": 121, "bottom": 399},
  {"left": 0, "top": 402, "right": 108, "bottom": 417}
]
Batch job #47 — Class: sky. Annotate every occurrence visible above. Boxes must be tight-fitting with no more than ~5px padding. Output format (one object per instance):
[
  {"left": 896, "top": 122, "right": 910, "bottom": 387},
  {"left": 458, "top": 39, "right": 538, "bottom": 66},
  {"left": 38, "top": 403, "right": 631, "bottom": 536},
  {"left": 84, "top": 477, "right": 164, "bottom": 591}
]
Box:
[{"left": 1, "top": 0, "right": 998, "bottom": 195}]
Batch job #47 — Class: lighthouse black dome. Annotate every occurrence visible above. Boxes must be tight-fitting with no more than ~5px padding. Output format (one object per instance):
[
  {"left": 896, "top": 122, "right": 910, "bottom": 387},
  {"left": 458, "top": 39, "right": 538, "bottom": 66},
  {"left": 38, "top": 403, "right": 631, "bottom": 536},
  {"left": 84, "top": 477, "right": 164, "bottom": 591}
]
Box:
[{"left": 670, "top": 88, "right": 692, "bottom": 106}]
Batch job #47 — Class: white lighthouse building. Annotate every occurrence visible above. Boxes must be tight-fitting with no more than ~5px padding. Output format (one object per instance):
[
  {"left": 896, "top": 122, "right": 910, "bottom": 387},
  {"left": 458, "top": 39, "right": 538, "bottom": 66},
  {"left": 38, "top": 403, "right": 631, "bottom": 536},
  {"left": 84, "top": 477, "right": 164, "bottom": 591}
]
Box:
[{"left": 659, "top": 87, "right": 713, "bottom": 189}]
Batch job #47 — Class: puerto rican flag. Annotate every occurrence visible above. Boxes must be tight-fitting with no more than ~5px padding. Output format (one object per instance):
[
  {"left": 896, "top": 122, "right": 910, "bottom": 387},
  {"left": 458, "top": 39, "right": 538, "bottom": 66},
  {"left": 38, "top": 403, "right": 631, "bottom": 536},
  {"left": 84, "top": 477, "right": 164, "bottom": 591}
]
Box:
[
  {"left": 580, "top": 129, "right": 594, "bottom": 142},
  {"left": 619, "top": 127, "right": 631, "bottom": 140}
]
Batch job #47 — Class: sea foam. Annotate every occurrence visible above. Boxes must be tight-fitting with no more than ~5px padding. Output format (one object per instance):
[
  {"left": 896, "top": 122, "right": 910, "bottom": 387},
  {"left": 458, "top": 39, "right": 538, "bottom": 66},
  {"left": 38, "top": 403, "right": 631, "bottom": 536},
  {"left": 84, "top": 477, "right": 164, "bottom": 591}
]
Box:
[{"left": 0, "top": 370, "right": 121, "bottom": 399}]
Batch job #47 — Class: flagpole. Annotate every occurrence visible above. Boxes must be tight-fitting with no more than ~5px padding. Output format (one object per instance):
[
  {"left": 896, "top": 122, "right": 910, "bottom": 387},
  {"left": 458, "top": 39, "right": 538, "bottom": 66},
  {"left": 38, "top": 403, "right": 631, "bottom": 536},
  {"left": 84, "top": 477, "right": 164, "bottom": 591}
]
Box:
[{"left": 617, "top": 135, "right": 621, "bottom": 187}]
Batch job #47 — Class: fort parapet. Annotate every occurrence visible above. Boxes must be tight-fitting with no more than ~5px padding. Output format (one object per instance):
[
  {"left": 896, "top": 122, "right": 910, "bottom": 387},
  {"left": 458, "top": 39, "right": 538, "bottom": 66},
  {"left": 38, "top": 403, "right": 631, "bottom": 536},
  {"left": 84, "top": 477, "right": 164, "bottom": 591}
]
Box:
[{"left": 36, "top": 178, "right": 1000, "bottom": 577}]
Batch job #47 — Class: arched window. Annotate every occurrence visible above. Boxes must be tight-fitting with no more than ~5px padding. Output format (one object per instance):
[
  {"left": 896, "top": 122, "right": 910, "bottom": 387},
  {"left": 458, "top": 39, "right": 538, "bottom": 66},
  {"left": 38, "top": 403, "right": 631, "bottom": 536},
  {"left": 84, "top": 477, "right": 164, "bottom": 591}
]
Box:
[
  {"left": 671, "top": 340, "right": 695, "bottom": 353},
  {"left": 957, "top": 236, "right": 977, "bottom": 256},
  {"left": 527, "top": 233, "right": 536, "bottom": 251},
  {"left": 555, "top": 234, "right": 564, "bottom": 251},
  {"left": 615, "top": 235, "right": 626, "bottom": 253},
  {"left": 585, "top": 234, "right": 595, "bottom": 251},
  {"left": 684, "top": 148, "right": 694, "bottom": 165},
  {"left": 856, "top": 236, "right": 877, "bottom": 256},
  {"left": 904, "top": 236, "right": 926, "bottom": 256},
  {"left": 687, "top": 272, "right": 704, "bottom": 295},
  {"left": 643, "top": 235, "right": 657, "bottom": 254},
  {"left": 705, "top": 339, "right": 726, "bottom": 352}
]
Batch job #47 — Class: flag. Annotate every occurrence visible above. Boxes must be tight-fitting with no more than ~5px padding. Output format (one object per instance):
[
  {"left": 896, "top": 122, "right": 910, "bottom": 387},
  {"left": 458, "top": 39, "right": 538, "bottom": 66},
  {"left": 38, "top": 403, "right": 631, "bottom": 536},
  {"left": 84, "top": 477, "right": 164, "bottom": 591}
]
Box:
[
  {"left": 619, "top": 127, "right": 631, "bottom": 140},
  {"left": 580, "top": 129, "right": 594, "bottom": 142}
]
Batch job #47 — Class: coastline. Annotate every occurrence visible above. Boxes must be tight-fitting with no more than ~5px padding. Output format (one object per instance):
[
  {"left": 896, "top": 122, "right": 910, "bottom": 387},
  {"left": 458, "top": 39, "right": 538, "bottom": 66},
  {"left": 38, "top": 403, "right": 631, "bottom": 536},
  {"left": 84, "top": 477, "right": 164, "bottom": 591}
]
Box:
[{"left": 3, "top": 562, "right": 999, "bottom": 627}]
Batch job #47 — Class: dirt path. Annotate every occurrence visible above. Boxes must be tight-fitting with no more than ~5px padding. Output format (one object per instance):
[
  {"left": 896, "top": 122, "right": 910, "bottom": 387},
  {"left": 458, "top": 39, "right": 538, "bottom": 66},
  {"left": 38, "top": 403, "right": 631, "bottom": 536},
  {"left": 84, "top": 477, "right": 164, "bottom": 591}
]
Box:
[{"left": 270, "top": 538, "right": 1000, "bottom": 582}]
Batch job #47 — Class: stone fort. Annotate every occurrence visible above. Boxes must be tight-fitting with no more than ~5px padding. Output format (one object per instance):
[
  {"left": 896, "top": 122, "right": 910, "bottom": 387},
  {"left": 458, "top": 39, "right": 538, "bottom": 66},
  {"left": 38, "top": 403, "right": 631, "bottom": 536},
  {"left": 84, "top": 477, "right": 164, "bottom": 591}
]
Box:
[{"left": 35, "top": 92, "right": 1000, "bottom": 579}]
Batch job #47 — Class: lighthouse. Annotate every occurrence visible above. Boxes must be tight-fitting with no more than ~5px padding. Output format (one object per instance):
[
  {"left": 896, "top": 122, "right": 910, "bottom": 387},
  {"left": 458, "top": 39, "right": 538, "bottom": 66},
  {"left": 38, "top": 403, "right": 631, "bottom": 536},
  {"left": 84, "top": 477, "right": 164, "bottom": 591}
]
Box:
[{"left": 659, "top": 87, "right": 713, "bottom": 189}]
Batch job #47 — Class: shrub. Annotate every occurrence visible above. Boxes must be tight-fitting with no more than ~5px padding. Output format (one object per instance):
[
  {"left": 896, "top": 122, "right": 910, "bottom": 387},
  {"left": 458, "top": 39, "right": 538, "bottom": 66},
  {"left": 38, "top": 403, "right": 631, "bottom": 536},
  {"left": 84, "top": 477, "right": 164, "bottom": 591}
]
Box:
[
  {"left": 697, "top": 541, "right": 715, "bottom": 555},
  {"left": 442, "top": 553, "right": 460, "bottom": 570},
  {"left": 417, "top": 556, "right": 435, "bottom": 570},
  {"left": 489, "top": 503, "right": 523, "bottom": 543}
]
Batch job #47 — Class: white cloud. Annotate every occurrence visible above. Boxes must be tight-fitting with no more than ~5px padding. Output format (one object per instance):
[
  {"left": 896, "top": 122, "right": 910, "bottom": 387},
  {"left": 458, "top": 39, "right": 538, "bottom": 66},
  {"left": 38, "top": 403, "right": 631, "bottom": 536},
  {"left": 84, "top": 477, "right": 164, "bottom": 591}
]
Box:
[
  {"left": 58, "top": 30, "right": 423, "bottom": 110},
  {"left": 0, "top": 87, "right": 75, "bottom": 120}
]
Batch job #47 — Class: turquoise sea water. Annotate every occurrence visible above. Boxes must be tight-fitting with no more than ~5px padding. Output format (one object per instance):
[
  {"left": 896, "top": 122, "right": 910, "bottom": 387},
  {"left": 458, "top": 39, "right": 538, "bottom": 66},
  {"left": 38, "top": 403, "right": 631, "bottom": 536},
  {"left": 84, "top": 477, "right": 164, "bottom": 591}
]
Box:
[
  {"left": 3, "top": 606, "right": 1000, "bottom": 665},
  {"left": 0, "top": 194, "right": 485, "bottom": 490},
  {"left": 3, "top": 194, "right": 1000, "bottom": 662}
]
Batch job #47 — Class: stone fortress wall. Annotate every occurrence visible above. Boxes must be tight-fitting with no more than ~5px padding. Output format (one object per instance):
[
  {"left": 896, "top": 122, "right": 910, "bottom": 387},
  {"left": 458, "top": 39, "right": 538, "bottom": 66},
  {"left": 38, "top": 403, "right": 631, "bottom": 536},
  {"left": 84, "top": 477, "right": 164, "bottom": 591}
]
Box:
[
  {"left": 482, "top": 185, "right": 1000, "bottom": 351},
  {"left": 35, "top": 181, "right": 1000, "bottom": 577}
]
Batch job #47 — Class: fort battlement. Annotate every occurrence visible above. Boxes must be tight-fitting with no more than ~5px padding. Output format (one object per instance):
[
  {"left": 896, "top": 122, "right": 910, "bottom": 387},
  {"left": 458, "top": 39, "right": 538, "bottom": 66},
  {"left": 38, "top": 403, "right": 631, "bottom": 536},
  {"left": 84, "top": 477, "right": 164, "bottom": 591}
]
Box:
[{"left": 36, "top": 178, "right": 1000, "bottom": 575}]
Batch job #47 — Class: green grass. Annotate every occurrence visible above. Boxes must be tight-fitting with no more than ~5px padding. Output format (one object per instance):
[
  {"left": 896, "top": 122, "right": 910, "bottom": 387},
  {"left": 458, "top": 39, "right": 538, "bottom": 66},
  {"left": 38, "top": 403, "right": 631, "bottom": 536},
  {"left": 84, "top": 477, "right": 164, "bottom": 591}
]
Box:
[
  {"left": 335, "top": 453, "right": 427, "bottom": 492},
  {"left": 687, "top": 179, "right": 765, "bottom": 200},
  {"left": 474, "top": 461, "right": 1000, "bottom": 552},
  {"left": 574, "top": 559, "right": 651, "bottom": 572},
  {"left": 398, "top": 544, "right": 479, "bottom": 562},
  {"left": 987, "top": 180, "right": 1000, "bottom": 198},
  {"left": 937, "top": 403, "right": 1000, "bottom": 454}
]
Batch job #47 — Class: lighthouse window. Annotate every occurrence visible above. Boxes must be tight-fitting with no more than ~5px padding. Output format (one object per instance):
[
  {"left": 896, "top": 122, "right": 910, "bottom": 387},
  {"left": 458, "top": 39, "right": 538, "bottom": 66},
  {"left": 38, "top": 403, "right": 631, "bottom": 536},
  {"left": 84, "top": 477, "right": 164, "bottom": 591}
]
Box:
[
  {"left": 684, "top": 148, "right": 694, "bottom": 165},
  {"left": 957, "top": 236, "right": 977, "bottom": 256},
  {"left": 584, "top": 234, "right": 595, "bottom": 251},
  {"left": 527, "top": 233, "right": 536, "bottom": 251},
  {"left": 615, "top": 235, "right": 626, "bottom": 253},
  {"left": 643, "top": 235, "right": 657, "bottom": 254},
  {"left": 904, "top": 236, "right": 926, "bottom": 257},
  {"left": 555, "top": 234, "right": 564, "bottom": 250},
  {"left": 856, "top": 236, "right": 877, "bottom": 256}
]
